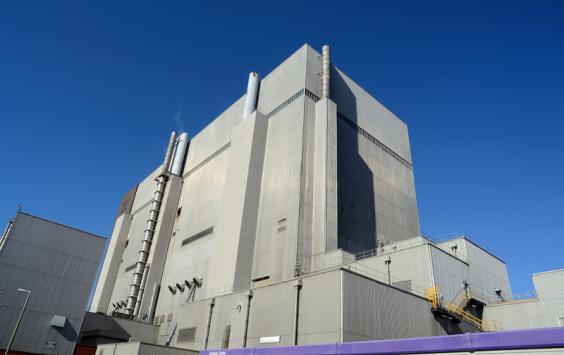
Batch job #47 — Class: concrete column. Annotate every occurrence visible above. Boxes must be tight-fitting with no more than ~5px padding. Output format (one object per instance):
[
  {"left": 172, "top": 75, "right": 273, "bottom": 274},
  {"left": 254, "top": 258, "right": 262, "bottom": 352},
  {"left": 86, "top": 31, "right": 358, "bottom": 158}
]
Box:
[
  {"left": 90, "top": 212, "right": 133, "bottom": 314},
  {"left": 312, "top": 97, "right": 339, "bottom": 255},
  {"left": 208, "top": 111, "right": 268, "bottom": 293}
]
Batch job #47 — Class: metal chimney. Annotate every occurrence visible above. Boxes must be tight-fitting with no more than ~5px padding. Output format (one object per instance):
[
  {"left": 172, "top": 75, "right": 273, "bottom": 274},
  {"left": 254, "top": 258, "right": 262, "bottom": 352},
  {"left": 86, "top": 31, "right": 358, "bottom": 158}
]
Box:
[
  {"left": 321, "top": 45, "right": 330, "bottom": 99},
  {"left": 242, "top": 72, "right": 260, "bottom": 118},
  {"left": 170, "top": 132, "right": 189, "bottom": 176}
]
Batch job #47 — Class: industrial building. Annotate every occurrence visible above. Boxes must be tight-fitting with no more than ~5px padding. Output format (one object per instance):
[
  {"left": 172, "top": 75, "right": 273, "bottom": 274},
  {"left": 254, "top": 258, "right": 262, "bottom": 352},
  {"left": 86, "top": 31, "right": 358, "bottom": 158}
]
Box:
[
  {"left": 0, "top": 212, "right": 105, "bottom": 354},
  {"left": 483, "top": 269, "right": 564, "bottom": 330},
  {"left": 88, "top": 44, "right": 518, "bottom": 351}
]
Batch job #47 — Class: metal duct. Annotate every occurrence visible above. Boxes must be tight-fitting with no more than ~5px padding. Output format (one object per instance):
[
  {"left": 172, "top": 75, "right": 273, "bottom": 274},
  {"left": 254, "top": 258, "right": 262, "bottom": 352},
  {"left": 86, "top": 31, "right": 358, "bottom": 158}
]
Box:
[
  {"left": 125, "top": 132, "right": 177, "bottom": 315},
  {"left": 242, "top": 72, "right": 260, "bottom": 118},
  {"left": 321, "top": 45, "right": 330, "bottom": 98},
  {"left": 133, "top": 264, "right": 149, "bottom": 316},
  {"left": 170, "top": 132, "right": 189, "bottom": 176}
]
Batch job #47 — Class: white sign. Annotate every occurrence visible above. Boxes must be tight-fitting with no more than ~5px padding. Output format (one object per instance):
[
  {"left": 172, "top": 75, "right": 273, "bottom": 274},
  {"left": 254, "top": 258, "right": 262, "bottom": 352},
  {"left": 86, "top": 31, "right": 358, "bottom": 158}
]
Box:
[{"left": 260, "top": 335, "right": 281, "bottom": 343}]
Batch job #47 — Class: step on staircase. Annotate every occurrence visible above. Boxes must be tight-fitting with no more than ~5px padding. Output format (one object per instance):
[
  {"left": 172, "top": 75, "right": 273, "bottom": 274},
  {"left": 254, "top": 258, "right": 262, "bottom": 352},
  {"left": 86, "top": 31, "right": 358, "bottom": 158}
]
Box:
[{"left": 425, "top": 287, "right": 501, "bottom": 333}]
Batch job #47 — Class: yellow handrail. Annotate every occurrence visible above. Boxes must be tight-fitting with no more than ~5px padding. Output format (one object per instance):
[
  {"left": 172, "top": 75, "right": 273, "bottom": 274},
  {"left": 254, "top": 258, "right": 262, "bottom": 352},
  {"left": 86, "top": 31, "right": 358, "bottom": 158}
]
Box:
[{"left": 425, "top": 287, "right": 502, "bottom": 332}]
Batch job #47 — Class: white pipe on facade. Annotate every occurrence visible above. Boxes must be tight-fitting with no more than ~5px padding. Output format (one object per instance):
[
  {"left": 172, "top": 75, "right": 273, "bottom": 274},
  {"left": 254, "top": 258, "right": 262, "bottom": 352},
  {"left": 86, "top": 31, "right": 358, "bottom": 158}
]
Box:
[
  {"left": 169, "top": 132, "right": 189, "bottom": 176},
  {"left": 125, "top": 132, "right": 177, "bottom": 316},
  {"left": 242, "top": 72, "right": 260, "bottom": 119},
  {"left": 321, "top": 45, "right": 331, "bottom": 98}
]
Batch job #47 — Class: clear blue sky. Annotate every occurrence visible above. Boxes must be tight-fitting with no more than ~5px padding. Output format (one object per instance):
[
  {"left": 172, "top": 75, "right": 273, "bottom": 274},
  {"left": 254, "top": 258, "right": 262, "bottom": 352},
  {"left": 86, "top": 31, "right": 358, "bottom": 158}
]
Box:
[{"left": 1, "top": 1, "right": 562, "bottom": 295}]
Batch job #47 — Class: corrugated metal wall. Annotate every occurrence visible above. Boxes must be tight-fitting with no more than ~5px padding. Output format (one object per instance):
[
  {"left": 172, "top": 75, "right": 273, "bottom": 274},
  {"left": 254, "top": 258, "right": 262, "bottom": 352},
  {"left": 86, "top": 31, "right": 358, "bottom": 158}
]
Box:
[
  {"left": 0, "top": 213, "right": 104, "bottom": 354},
  {"left": 342, "top": 270, "right": 444, "bottom": 342},
  {"left": 430, "top": 245, "right": 469, "bottom": 302},
  {"left": 332, "top": 66, "right": 420, "bottom": 250}
]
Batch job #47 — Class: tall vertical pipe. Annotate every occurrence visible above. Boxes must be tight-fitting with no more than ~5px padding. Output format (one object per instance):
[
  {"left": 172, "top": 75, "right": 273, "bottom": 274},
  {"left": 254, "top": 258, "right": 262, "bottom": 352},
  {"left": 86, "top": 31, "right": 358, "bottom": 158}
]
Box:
[
  {"left": 147, "top": 283, "right": 160, "bottom": 323},
  {"left": 242, "top": 290, "right": 253, "bottom": 348},
  {"left": 125, "top": 132, "right": 177, "bottom": 316},
  {"left": 204, "top": 298, "right": 216, "bottom": 349},
  {"left": 242, "top": 72, "right": 260, "bottom": 119},
  {"left": 134, "top": 264, "right": 150, "bottom": 316},
  {"left": 170, "top": 132, "right": 189, "bottom": 176},
  {"left": 321, "top": 45, "right": 331, "bottom": 99},
  {"left": 292, "top": 280, "right": 302, "bottom": 345}
]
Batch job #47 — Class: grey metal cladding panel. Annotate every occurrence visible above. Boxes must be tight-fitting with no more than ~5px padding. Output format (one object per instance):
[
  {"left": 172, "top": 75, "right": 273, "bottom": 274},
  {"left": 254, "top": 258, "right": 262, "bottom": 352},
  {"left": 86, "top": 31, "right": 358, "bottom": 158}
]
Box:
[
  {"left": 337, "top": 119, "right": 420, "bottom": 250},
  {"left": 256, "top": 44, "right": 307, "bottom": 115},
  {"left": 253, "top": 96, "right": 306, "bottom": 282},
  {"left": 534, "top": 270, "right": 564, "bottom": 299},
  {"left": 138, "top": 343, "right": 198, "bottom": 355},
  {"left": 464, "top": 240, "right": 512, "bottom": 301},
  {"left": 304, "top": 45, "right": 323, "bottom": 99},
  {"left": 331, "top": 67, "right": 412, "bottom": 163},
  {"left": 296, "top": 96, "right": 317, "bottom": 274},
  {"left": 298, "top": 270, "right": 341, "bottom": 345},
  {"left": 342, "top": 271, "right": 443, "bottom": 342},
  {"left": 247, "top": 281, "right": 295, "bottom": 347},
  {"left": 0, "top": 214, "right": 104, "bottom": 354},
  {"left": 159, "top": 149, "right": 230, "bottom": 303},
  {"left": 483, "top": 301, "right": 547, "bottom": 330},
  {"left": 184, "top": 96, "right": 245, "bottom": 175},
  {"left": 131, "top": 167, "right": 162, "bottom": 213},
  {"left": 430, "top": 246, "right": 469, "bottom": 302},
  {"left": 200, "top": 291, "right": 249, "bottom": 349}
]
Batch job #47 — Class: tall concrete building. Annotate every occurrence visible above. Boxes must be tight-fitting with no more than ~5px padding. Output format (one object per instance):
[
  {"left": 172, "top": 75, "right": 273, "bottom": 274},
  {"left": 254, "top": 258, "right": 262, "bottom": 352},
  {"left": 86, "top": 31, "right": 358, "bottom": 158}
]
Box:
[
  {"left": 89, "top": 44, "right": 511, "bottom": 350},
  {"left": 0, "top": 212, "right": 105, "bottom": 354}
]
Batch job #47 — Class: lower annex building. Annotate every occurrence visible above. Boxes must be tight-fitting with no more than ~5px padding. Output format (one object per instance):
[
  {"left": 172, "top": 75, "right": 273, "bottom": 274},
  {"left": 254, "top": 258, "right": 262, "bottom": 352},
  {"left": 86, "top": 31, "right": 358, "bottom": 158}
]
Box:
[{"left": 88, "top": 44, "right": 515, "bottom": 350}]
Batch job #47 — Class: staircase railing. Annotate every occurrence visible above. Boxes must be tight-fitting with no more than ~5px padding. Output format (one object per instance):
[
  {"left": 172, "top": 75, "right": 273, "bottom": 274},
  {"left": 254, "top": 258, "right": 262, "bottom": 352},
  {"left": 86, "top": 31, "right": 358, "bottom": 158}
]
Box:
[{"left": 425, "top": 287, "right": 502, "bottom": 332}]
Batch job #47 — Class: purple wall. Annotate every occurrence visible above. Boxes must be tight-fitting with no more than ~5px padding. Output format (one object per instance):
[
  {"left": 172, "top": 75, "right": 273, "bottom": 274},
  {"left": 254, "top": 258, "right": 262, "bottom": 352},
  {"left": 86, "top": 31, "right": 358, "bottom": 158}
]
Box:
[{"left": 201, "top": 327, "right": 564, "bottom": 355}]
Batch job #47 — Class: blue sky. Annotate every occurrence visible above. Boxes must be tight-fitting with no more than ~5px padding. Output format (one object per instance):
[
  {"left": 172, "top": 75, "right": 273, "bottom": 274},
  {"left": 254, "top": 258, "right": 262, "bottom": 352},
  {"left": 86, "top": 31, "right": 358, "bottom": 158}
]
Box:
[{"left": 1, "top": 1, "right": 562, "bottom": 294}]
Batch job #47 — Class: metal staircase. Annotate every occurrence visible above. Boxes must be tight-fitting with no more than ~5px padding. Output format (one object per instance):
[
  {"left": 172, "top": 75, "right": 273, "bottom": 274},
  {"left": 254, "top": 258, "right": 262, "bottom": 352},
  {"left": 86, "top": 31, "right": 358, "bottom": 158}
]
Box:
[{"left": 425, "top": 287, "right": 501, "bottom": 333}]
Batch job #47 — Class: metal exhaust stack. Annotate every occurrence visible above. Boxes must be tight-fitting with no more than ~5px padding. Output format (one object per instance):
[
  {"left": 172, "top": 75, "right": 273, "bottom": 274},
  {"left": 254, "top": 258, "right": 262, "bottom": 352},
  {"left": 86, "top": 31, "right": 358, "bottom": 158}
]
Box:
[
  {"left": 321, "top": 45, "right": 330, "bottom": 98},
  {"left": 125, "top": 132, "right": 177, "bottom": 316},
  {"left": 170, "top": 132, "right": 189, "bottom": 176},
  {"left": 242, "top": 72, "right": 260, "bottom": 118}
]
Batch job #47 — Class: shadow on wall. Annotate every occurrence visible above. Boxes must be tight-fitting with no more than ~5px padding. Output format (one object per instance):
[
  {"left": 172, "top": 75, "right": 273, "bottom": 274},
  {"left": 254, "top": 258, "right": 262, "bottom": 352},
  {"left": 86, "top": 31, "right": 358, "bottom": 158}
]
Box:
[
  {"left": 53, "top": 318, "right": 79, "bottom": 342},
  {"left": 332, "top": 69, "right": 377, "bottom": 254}
]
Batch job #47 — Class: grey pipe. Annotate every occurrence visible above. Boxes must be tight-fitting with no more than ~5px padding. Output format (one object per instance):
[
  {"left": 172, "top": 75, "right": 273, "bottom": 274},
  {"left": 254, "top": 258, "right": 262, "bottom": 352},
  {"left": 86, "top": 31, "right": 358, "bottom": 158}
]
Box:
[
  {"left": 147, "top": 283, "right": 160, "bottom": 323},
  {"left": 126, "top": 132, "right": 177, "bottom": 315},
  {"left": 134, "top": 264, "right": 150, "bottom": 317},
  {"left": 204, "top": 298, "right": 216, "bottom": 349},
  {"left": 321, "top": 45, "right": 330, "bottom": 98},
  {"left": 292, "top": 280, "right": 302, "bottom": 345},
  {"left": 242, "top": 290, "right": 253, "bottom": 348}
]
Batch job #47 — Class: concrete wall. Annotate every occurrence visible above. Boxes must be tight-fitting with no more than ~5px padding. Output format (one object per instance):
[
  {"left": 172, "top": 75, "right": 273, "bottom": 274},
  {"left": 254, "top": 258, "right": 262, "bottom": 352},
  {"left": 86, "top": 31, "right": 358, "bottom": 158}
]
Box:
[{"left": 0, "top": 212, "right": 105, "bottom": 354}]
